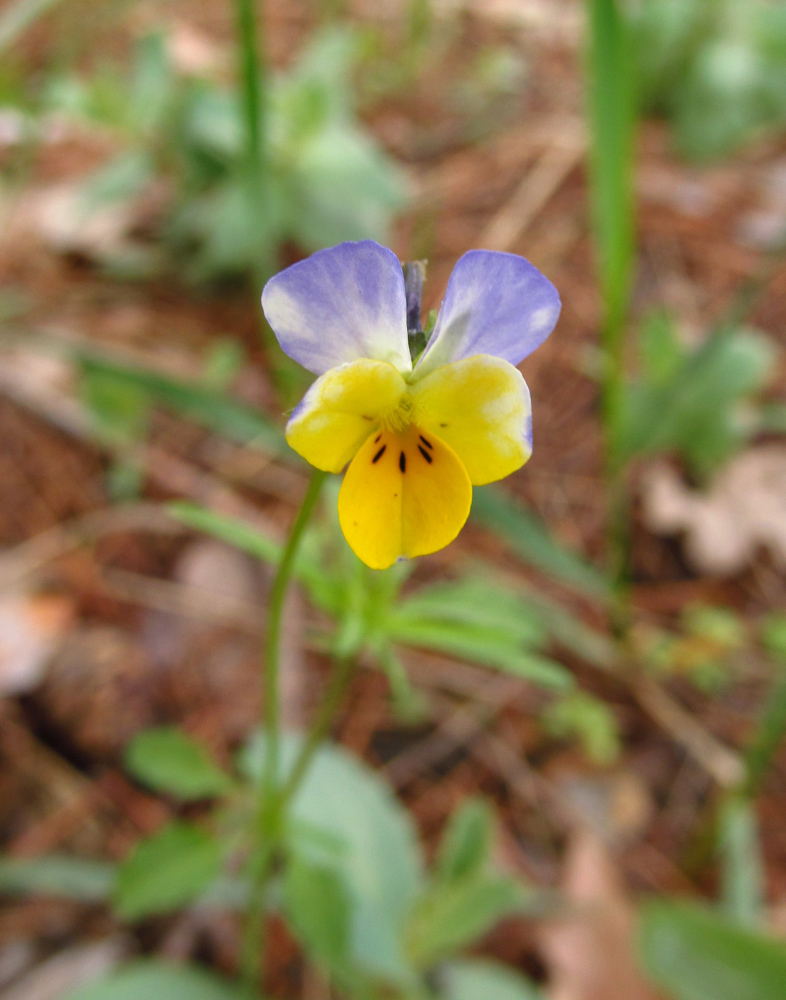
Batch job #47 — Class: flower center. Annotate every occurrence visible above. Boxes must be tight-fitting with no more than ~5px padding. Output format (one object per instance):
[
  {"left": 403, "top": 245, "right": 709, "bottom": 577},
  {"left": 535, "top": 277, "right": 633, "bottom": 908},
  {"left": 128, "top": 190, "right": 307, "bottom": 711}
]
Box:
[{"left": 380, "top": 392, "right": 414, "bottom": 433}]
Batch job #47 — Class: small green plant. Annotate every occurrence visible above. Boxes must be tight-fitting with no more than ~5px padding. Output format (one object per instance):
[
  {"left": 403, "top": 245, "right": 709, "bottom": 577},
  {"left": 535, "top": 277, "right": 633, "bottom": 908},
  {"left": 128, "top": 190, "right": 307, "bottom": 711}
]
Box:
[
  {"left": 621, "top": 311, "right": 777, "bottom": 481},
  {"left": 41, "top": 27, "right": 406, "bottom": 282},
  {"left": 632, "top": 0, "right": 786, "bottom": 161}
]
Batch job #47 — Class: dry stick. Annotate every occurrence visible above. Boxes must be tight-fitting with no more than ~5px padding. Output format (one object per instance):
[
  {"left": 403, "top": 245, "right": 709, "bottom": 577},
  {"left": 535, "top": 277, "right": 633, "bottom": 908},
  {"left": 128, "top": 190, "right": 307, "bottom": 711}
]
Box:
[
  {"left": 0, "top": 503, "right": 179, "bottom": 592},
  {"left": 631, "top": 675, "right": 745, "bottom": 789},
  {"left": 384, "top": 675, "right": 526, "bottom": 788},
  {"left": 479, "top": 125, "right": 585, "bottom": 253}
]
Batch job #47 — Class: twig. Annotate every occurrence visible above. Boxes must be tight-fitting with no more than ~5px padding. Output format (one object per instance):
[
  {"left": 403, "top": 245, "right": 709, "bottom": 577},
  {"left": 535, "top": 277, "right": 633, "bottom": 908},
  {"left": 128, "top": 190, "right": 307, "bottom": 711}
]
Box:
[
  {"left": 632, "top": 676, "right": 745, "bottom": 788},
  {"left": 479, "top": 125, "right": 585, "bottom": 252},
  {"left": 0, "top": 503, "right": 180, "bottom": 592}
]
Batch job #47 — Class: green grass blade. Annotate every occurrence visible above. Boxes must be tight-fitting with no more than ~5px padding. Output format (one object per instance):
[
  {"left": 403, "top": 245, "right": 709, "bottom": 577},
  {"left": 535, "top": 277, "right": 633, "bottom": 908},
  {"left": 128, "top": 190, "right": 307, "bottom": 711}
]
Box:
[{"left": 471, "top": 486, "right": 611, "bottom": 602}]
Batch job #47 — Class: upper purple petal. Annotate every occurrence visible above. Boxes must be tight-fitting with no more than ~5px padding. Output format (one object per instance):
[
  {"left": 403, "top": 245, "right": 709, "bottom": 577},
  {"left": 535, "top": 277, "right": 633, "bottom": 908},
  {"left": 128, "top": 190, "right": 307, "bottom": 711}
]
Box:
[
  {"left": 261, "top": 241, "right": 410, "bottom": 376},
  {"left": 413, "top": 250, "right": 561, "bottom": 378}
]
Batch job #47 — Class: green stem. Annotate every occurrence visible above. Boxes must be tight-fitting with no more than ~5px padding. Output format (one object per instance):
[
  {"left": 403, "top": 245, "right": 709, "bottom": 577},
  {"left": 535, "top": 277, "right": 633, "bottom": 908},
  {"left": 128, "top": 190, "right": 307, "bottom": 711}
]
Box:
[
  {"left": 240, "top": 468, "right": 327, "bottom": 996},
  {"left": 262, "top": 469, "right": 327, "bottom": 817},
  {"left": 281, "top": 655, "right": 357, "bottom": 806},
  {"left": 586, "top": 0, "right": 637, "bottom": 600},
  {"left": 234, "top": 0, "right": 275, "bottom": 286},
  {"left": 235, "top": 0, "right": 266, "bottom": 186}
]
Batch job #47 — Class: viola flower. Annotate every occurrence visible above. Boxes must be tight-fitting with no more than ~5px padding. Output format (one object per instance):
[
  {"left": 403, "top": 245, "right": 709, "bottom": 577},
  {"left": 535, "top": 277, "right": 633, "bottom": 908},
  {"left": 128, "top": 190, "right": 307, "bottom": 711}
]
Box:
[{"left": 262, "top": 240, "right": 560, "bottom": 569}]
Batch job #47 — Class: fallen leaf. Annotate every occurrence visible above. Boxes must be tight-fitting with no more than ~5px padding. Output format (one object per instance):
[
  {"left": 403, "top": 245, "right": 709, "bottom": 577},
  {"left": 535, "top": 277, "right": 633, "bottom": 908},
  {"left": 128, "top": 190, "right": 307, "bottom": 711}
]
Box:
[
  {"left": 0, "top": 937, "right": 130, "bottom": 1000},
  {"left": 641, "top": 448, "right": 786, "bottom": 575},
  {"left": 0, "top": 592, "right": 75, "bottom": 696},
  {"left": 539, "top": 827, "right": 665, "bottom": 1000}
]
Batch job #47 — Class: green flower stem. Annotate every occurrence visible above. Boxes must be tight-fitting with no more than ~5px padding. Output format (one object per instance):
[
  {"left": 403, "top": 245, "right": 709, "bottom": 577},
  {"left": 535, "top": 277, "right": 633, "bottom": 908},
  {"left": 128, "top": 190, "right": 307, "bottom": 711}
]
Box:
[
  {"left": 235, "top": 0, "right": 266, "bottom": 185},
  {"left": 280, "top": 654, "right": 358, "bottom": 806},
  {"left": 262, "top": 469, "right": 327, "bottom": 821},
  {"left": 241, "top": 467, "right": 327, "bottom": 996},
  {"left": 586, "top": 0, "right": 637, "bottom": 606},
  {"left": 234, "top": 0, "right": 283, "bottom": 384}
]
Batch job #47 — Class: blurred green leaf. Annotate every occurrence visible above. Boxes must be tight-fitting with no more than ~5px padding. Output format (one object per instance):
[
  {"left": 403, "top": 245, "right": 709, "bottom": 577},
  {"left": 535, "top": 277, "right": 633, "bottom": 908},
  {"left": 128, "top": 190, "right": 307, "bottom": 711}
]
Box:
[
  {"left": 168, "top": 502, "right": 280, "bottom": 564},
  {"left": 80, "top": 151, "right": 155, "bottom": 212},
  {"left": 388, "top": 619, "right": 571, "bottom": 690},
  {"left": 471, "top": 487, "right": 611, "bottom": 602},
  {"left": 242, "top": 736, "right": 423, "bottom": 987},
  {"left": 81, "top": 368, "right": 150, "bottom": 447},
  {"left": 622, "top": 323, "right": 775, "bottom": 479},
  {"left": 0, "top": 854, "right": 115, "bottom": 901},
  {"left": 283, "top": 858, "right": 352, "bottom": 972},
  {"left": 60, "top": 961, "right": 246, "bottom": 1000},
  {"left": 632, "top": 0, "right": 786, "bottom": 162},
  {"left": 587, "top": 0, "right": 636, "bottom": 340},
  {"left": 743, "top": 657, "right": 786, "bottom": 798},
  {"left": 394, "top": 578, "right": 545, "bottom": 648},
  {"left": 79, "top": 356, "right": 286, "bottom": 455},
  {"left": 442, "top": 959, "right": 544, "bottom": 1000},
  {"left": 125, "top": 726, "right": 233, "bottom": 800},
  {"left": 435, "top": 798, "right": 494, "bottom": 884},
  {"left": 762, "top": 614, "right": 786, "bottom": 661},
  {"left": 543, "top": 691, "right": 621, "bottom": 765},
  {"left": 639, "top": 901, "right": 786, "bottom": 1000},
  {"left": 406, "top": 874, "right": 527, "bottom": 968},
  {"left": 718, "top": 796, "right": 764, "bottom": 927},
  {"left": 115, "top": 822, "right": 223, "bottom": 921}
]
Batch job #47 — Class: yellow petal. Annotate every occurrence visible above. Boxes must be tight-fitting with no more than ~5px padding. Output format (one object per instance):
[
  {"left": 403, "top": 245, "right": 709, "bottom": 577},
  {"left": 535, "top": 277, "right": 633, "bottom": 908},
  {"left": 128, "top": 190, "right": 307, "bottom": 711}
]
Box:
[
  {"left": 410, "top": 354, "right": 532, "bottom": 485},
  {"left": 286, "top": 360, "right": 407, "bottom": 473},
  {"left": 338, "top": 425, "right": 472, "bottom": 570}
]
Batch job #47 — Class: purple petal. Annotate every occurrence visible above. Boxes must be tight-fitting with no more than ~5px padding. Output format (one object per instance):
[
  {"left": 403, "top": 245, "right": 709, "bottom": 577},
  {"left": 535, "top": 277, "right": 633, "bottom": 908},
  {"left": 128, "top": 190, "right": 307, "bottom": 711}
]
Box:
[
  {"left": 414, "top": 250, "right": 561, "bottom": 378},
  {"left": 261, "top": 241, "right": 410, "bottom": 375}
]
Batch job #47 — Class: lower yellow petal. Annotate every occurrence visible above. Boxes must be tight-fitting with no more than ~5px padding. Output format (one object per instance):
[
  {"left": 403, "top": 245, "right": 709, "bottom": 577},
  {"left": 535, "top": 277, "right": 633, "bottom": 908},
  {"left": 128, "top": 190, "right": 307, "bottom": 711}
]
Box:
[
  {"left": 337, "top": 425, "right": 472, "bottom": 569},
  {"left": 286, "top": 360, "right": 407, "bottom": 473},
  {"left": 411, "top": 354, "right": 532, "bottom": 485}
]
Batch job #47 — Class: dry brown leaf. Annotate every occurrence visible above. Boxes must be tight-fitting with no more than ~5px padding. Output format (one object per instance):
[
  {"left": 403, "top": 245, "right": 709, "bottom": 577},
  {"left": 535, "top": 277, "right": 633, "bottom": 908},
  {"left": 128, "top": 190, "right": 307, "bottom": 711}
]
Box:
[
  {"left": 641, "top": 447, "right": 786, "bottom": 575},
  {"left": 539, "top": 827, "right": 665, "bottom": 1000},
  {"left": 0, "top": 592, "right": 75, "bottom": 696}
]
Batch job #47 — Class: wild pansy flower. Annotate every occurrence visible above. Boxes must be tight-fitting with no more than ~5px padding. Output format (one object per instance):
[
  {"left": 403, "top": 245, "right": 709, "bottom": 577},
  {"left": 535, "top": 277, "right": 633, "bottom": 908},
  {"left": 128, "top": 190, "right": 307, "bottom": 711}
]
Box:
[{"left": 262, "top": 240, "right": 560, "bottom": 569}]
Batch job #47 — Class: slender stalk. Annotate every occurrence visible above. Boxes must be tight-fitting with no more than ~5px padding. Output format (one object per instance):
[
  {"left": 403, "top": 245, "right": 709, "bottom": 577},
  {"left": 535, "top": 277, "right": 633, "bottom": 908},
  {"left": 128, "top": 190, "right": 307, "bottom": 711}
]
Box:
[
  {"left": 240, "top": 468, "right": 327, "bottom": 996},
  {"left": 586, "top": 0, "right": 637, "bottom": 600},
  {"left": 261, "top": 469, "right": 327, "bottom": 817},
  {"left": 281, "top": 655, "right": 357, "bottom": 806},
  {"left": 234, "top": 0, "right": 277, "bottom": 293},
  {"left": 235, "top": 0, "right": 266, "bottom": 194}
]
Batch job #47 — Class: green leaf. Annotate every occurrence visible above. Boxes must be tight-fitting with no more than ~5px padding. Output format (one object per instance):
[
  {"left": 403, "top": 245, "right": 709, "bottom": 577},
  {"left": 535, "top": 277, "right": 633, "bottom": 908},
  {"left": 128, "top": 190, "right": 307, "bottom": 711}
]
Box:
[
  {"left": 639, "top": 901, "right": 786, "bottom": 1000},
  {"left": 80, "top": 151, "right": 155, "bottom": 212},
  {"left": 242, "top": 735, "right": 423, "bottom": 986},
  {"left": 78, "top": 355, "right": 286, "bottom": 455},
  {"left": 622, "top": 325, "right": 775, "bottom": 478},
  {"left": 114, "top": 822, "right": 223, "bottom": 921},
  {"left": 743, "top": 657, "right": 786, "bottom": 797},
  {"left": 471, "top": 487, "right": 610, "bottom": 602},
  {"left": 125, "top": 726, "right": 233, "bottom": 800},
  {"left": 60, "top": 960, "right": 246, "bottom": 1000},
  {"left": 587, "top": 0, "right": 636, "bottom": 332},
  {"left": 542, "top": 691, "right": 621, "bottom": 765},
  {"left": 394, "top": 578, "right": 545, "bottom": 648},
  {"left": 81, "top": 367, "right": 150, "bottom": 446},
  {"left": 167, "top": 503, "right": 280, "bottom": 564},
  {"left": 442, "top": 958, "right": 544, "bottom": 1000},
  {"left": 406, "top": 874, "right": 527, "bottom": 968},
  {"left": 718, "top": 796, "right": 764, "bottom": 927},
  {"left": 283, "top": 857, "right": 352, "bottom": 971},
  {"left": 435, "top": 798, "right": 495, "bottom": 883},
  {"left": 0, "top": 854, "right": 116, "bottom": 901},
  {"left": 388, "top": 619, "right": 572, "bottom": 690}
]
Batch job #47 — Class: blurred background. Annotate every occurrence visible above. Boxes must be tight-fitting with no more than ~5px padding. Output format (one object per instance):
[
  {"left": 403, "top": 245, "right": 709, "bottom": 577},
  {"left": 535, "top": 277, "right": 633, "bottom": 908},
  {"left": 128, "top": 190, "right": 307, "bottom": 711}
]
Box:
[{"left": 0, "top": 0, "right": 786, "bottom": 998}]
